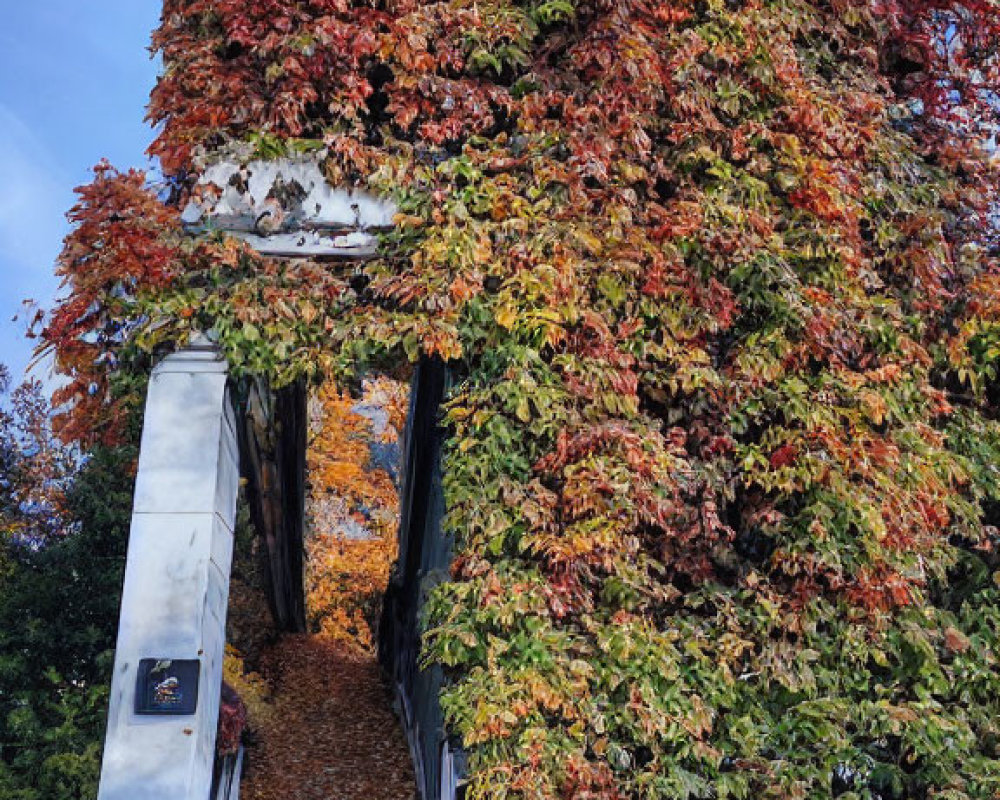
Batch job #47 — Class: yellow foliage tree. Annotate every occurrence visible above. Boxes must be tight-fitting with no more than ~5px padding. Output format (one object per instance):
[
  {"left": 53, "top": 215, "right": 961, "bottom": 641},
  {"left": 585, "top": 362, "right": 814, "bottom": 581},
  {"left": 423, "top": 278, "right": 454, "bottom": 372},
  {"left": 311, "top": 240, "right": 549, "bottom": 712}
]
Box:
[{"left": 305, "top": 377, "right": 408, "bottom": 652}]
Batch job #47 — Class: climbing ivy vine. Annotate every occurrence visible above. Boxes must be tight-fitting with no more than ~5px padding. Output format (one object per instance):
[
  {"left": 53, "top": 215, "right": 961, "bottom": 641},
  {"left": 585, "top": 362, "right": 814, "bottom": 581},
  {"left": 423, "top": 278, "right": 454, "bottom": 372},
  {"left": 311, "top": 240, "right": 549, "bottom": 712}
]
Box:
[{"left": 40, "top": 0, "right": 1000, "bottom": 796}]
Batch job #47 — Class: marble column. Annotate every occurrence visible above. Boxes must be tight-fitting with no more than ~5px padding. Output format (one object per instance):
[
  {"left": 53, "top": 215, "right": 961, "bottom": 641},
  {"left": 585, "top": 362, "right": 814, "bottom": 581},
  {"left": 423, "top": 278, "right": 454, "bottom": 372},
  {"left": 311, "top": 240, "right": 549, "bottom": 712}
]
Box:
[{"left": 98, "top": 343, "right": 238, "bottom": 800}]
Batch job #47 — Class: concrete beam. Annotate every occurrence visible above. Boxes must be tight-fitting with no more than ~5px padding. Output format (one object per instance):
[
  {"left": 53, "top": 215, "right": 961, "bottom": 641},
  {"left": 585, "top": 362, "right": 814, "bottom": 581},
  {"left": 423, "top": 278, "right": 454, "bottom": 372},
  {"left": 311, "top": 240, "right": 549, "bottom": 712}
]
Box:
[{"left": 181, "top": 157, "right": 396, "bottom": 259}]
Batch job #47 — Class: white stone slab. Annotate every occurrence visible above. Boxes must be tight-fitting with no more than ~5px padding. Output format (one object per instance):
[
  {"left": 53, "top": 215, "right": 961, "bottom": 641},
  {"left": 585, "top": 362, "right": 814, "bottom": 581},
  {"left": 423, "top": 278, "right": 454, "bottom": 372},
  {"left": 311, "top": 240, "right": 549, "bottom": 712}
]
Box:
[
  {"left": 106, "top": 514, "right": 233, "bottom": 648},
  {"left": 186, "top": 158, "right": 396, "bottom": 229},
  {"left": 131, "top": 350, "right": 237, "bottom": 524},
  {"left": 180, "top": 156, "right": 396, "bottom": 259}
]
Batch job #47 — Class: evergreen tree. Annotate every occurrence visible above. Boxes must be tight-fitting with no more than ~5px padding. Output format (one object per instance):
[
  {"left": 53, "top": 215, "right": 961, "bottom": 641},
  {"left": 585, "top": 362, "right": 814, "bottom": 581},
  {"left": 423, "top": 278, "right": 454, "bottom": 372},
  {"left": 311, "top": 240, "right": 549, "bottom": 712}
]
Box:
[{"left": 0, "top": 378, "right": 135, "bottom": 800}]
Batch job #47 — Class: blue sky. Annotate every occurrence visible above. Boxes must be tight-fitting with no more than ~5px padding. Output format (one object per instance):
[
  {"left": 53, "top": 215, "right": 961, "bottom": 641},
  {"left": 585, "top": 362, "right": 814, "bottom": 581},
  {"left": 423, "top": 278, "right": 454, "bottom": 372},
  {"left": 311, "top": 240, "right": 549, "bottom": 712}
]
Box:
[{"left": 0, "top": 4, "right": 161, "bottom": 383}]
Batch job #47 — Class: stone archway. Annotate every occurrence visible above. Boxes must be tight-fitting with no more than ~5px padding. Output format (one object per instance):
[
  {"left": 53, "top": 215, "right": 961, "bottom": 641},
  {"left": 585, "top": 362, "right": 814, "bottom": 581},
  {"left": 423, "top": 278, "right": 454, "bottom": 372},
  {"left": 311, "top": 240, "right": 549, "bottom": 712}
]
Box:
[{"left": 97, "top": 157, "right": 463, "bottom": 800}]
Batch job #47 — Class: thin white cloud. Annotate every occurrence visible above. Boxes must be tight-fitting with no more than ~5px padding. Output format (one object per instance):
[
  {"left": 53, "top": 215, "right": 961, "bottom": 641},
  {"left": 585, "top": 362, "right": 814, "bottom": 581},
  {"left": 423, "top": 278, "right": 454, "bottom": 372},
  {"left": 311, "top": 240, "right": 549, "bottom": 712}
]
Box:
[
  {"left": 0, "top": 104, "right": 70, "bottom": 276},
  {"left": 0, "top": 104, "right": 70, "bottom": 380}
]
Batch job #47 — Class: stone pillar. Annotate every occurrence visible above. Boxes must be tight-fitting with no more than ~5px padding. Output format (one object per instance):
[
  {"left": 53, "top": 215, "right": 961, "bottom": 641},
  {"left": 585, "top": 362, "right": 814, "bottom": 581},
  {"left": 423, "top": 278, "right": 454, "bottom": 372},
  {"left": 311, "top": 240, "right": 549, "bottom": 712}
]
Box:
[{"left": 98, "top": 344, "right": 239, "bottom": 800}]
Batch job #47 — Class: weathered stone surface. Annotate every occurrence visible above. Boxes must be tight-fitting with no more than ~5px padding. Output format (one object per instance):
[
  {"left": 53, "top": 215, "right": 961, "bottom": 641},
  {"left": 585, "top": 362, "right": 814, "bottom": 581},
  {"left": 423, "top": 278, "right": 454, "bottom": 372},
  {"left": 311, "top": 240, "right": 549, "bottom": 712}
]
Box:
[
  {"left": 181, "top": 157, "right": 396, "bottom": 259},
  {"left": 131, "top": 351, "right": 238, "bottom": 521},
  {"left": 98, "top": 345, "right": 239, "bottom": 800}
]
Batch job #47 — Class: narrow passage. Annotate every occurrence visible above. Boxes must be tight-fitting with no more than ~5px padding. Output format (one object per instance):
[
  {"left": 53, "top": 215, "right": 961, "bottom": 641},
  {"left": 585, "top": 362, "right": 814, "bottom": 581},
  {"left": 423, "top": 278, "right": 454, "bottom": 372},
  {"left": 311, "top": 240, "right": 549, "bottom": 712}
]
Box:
[
  {"left": 233, "top": 377, "right": 415, "bottom": 799},
  {"left": 240, "top": 634, "right": 414, "bottom": 800}
]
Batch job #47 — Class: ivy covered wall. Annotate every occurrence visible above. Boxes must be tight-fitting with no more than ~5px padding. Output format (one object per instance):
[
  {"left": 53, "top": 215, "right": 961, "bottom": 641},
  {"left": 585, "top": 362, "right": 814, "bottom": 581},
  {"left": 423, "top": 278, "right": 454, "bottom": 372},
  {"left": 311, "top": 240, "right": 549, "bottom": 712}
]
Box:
[{"left": 40, "top": 0, "right": 1000, "bottom": 797}]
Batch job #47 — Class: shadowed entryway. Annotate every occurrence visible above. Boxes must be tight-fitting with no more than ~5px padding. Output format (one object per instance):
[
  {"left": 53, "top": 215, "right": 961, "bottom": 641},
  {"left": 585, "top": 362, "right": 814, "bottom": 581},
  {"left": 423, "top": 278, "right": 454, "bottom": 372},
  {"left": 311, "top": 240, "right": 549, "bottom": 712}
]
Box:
[{"left": 229, "top": 372, "right": 417, "bottom": 799}]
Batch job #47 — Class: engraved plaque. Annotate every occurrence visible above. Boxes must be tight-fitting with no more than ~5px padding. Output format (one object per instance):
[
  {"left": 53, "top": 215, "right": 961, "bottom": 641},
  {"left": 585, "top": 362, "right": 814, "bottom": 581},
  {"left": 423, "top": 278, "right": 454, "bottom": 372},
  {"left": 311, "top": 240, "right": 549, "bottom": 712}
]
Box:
[{"left": 135, "top": 659, "right": 200, "bottom": 716}]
